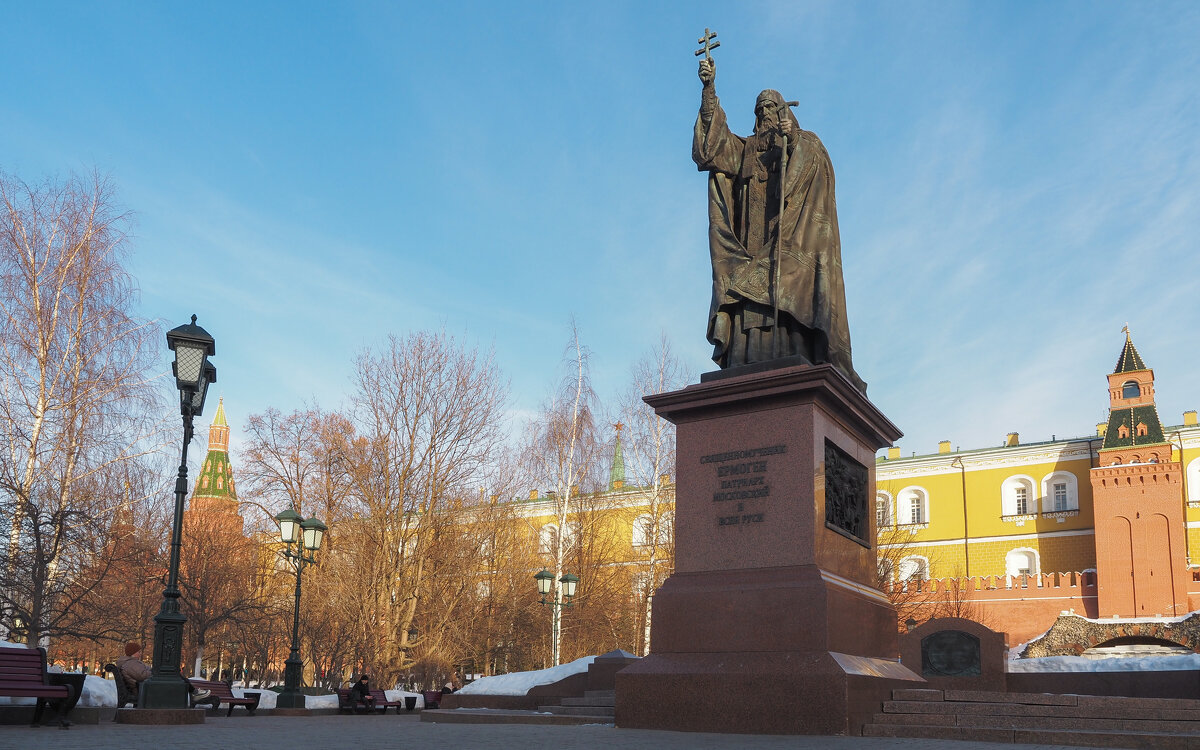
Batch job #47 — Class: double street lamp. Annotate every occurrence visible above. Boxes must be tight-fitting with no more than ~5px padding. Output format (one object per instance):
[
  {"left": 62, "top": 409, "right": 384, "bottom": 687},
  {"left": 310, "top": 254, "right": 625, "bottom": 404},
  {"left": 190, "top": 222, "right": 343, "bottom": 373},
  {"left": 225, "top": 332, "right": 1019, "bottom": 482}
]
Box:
[
  {"left": 534, "top": 570, "right": 579, "bottom": 665},
  {"left": 274, "top": 508, "right": 327, "bottom": 710},
  {"left": 141, "top": 316, "right": 216, "bottom": 709}
]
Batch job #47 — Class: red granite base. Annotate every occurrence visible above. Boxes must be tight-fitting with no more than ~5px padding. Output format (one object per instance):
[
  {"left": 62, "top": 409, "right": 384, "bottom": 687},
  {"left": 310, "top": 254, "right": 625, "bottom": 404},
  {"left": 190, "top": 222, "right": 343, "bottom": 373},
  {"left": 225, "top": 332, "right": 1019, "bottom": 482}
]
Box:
[
  {"left": 616, "top": 365, "right": 920, "bottom": 735},
  {"left": 616, "top": 650, "right": 919, "bottom": 735},
  {"left": 272, "top": 707, "right": 313, "bottom": 716},
  {"left": 114, "top": 707, "right": 206, "bottom": 724}
]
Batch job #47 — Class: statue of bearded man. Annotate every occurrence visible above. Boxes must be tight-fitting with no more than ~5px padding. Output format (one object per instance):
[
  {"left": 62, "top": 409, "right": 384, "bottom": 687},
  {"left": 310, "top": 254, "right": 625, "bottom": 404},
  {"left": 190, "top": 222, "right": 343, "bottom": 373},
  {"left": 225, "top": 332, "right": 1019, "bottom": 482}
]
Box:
[{"left": 693, "top": 56, "right": 865, "bottom": 393}]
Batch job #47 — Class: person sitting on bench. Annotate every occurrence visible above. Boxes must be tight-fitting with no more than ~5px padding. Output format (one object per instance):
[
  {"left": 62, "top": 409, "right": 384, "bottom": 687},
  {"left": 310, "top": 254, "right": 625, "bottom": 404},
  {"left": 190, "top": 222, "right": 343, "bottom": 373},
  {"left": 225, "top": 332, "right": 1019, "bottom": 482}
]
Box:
[
  {"left": 116, "top": 642, "right": 212, "bottom": 705},
  {"left": 348, "top": 674, "right": 375, "bottom": 713}
]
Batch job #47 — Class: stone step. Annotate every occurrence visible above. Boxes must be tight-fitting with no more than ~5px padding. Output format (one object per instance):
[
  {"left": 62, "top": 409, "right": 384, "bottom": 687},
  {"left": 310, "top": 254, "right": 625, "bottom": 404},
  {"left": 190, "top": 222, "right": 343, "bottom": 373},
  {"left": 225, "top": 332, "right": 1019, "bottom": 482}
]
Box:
[
  {"left": 882, "top": 699, "right": 1200, "bottom": 721},
  {"left": 957, "top": 712, "right": 1200, "bottom": 734},
  {"left": 869, "top": 712, "right": 956, "bottom": 727},
  {"left": 864, "top": 723, "right": 1193, "bottom": 749},
  {"left": 420, "top": 708, "right": 612, "bottom": 726},
  {"left": 538, "top": 704, "right": 616, "bottom": 717},
  {"left": 561, "top": 695, "right": 615, "bottom": 707},
  {"left": 583, "top": 690, "right": 615, "bottom": 699}
]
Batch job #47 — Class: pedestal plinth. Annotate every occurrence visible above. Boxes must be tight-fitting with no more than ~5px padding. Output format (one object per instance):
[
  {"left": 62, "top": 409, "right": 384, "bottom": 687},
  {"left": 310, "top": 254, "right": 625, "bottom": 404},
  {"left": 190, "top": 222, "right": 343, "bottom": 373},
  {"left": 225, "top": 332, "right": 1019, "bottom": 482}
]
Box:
[{"left": 615, "top": 364, "right": 923, "bottom": 735}]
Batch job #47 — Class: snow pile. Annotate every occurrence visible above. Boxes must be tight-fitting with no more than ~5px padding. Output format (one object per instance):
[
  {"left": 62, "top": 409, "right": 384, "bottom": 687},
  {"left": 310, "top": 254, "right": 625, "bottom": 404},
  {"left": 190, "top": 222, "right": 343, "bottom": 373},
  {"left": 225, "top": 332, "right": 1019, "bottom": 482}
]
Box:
[
  {"left": 456, "top": 656, "right": 595, "bottom": 696},
  {"left": 80, "top": 675, "right": 116, "bottom": 706},
  {"left": 1010, "top": 653, "right": 1200, "bottom": 673}
]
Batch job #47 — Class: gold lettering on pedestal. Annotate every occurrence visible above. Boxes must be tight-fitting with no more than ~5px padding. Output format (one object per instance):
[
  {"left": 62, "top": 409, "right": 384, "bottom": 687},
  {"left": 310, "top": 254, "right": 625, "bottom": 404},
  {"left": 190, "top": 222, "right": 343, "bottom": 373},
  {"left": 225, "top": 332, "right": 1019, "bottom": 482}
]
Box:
[{"left": 703, "top": 444, "right": 785, "bottom": 527}]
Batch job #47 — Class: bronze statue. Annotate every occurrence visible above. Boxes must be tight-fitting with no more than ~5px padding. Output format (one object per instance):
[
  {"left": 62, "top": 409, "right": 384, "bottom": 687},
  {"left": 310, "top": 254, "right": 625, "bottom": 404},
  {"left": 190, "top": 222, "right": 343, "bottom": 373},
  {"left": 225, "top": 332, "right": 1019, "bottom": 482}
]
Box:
[{"left": 693, "top": 32, "right": 865, "bottom": 392}]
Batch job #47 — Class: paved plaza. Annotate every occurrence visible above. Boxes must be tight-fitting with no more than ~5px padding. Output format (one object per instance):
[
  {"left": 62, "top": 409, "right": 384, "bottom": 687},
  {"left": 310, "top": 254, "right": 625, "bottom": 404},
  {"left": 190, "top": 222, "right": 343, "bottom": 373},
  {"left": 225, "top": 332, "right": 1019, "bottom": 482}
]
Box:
[{"left": 0, "top": 714, "right": 1097, "bottom": 750}]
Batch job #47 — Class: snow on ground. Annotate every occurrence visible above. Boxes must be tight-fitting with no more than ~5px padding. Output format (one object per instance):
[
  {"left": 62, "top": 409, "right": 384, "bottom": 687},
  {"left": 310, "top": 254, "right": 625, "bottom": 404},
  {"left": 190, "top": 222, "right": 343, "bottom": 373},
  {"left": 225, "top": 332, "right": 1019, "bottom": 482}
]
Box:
[
  {"left": 1009, "top": 653, "right": 1200, "bottom": 673},
  {"left": 456, "top": 656, "right": 595, "bottom": 696}
]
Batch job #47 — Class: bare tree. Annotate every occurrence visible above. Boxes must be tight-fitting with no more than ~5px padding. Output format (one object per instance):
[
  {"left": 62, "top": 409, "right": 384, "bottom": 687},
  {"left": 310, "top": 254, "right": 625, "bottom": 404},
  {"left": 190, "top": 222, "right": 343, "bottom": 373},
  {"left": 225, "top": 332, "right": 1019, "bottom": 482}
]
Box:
[
  {"left": 0, "top": 171, "right": 163, "bottom": 646},
  {"left": 522, "top": 323, "right": 604, "bottom": 665},
  {"left": 619, "top": 336, "right": 687, "bottom": 655},
  {"left": 178, "top": 505, "right": 263, "bottom": 675},
  {"left": 343, "top": 331, "right": 508, "bottom": 683}
]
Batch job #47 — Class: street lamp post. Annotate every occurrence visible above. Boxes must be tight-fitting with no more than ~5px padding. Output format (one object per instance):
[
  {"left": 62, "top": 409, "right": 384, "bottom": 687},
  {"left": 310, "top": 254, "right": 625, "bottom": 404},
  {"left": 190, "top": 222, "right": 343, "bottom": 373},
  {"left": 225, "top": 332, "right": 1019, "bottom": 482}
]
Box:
[
  {"left": 274, "top": 508, "right": 327, "bottom": 710},
  {"left": 534, "top": 570, "right": 579, "bottom": 665},
  {"left": 141, "top": 315, "right": 215, "bottom": 709}
]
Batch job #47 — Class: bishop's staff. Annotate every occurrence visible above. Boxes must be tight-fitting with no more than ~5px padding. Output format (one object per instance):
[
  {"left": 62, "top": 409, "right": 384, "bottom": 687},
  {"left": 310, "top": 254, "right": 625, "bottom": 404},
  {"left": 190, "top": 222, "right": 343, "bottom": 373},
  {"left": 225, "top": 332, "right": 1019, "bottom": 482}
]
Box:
[{"left": 772, "top": 98, "right": 799, "bottom": 359}]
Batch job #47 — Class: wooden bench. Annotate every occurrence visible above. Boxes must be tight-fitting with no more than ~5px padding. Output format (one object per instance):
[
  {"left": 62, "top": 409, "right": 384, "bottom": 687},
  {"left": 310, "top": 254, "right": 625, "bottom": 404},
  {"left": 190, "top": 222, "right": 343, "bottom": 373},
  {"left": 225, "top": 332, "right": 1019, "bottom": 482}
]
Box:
[
  {"left": 336, "top": 687, "right": 377, "bottom": 713},
  {"left": 102, "top": 663, "right": 137, "bottom": 708},
  {"left": 0, "top": 645, "right": 75, "bottom": 728},
  {"left": 369, "top": 689, "right": 404, "bottom": 713},
  {"left": 422, "top": 689, "right": 443, "bottom": 709},
  {"left": 188, "top": 679, "right": 259, "bottom": 716}
]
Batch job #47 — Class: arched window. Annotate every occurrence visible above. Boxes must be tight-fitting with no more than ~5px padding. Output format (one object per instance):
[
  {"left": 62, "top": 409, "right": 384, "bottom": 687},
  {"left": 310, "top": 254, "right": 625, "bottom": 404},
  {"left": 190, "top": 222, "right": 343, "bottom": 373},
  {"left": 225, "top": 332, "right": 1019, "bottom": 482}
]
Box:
[
  {"left": 539, "top": 524, "right": 559, "bottom": 555},
  {"left": 1118, "top": 425, "right": 1130, "bottom": 439},
  {"left": 1040, "top": 471, "right": 1079, "bottom": 513},
  {"left": 1001, "top": 475, "right": 1037, "bottom": 516},
  {"left": 897, "top": 556, "right": 929, "bottom": 583},
  {"left": 658, "top": 512, "right": 674, "bottom": 546},
  {"left": 632, "top": 515, "right": 653, "bottom": 548},
  {"left": 1188, "top": 458, "right": 1200, "bottom": 503},
  {"left": 897, "top": 487, "right": 928, "bottom": 525},
  {"left": 1122, "top": 380, "right": 1140, "bottom": 399},
  {"left": 1005, "top": 548, "right": 1040, "bottom": 578},
  {"left": 876, "top": 492, "right": 892, "bottom": 528}
]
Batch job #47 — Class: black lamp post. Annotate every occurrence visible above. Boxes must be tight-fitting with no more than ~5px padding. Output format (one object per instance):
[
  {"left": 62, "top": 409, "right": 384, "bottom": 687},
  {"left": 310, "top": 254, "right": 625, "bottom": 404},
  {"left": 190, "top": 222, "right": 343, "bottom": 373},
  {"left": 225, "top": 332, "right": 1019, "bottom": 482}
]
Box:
[
  {"left": 141, "top": 315, "right": 215, "bottom": 709},
  {"left": 274, "top": 508, "right": 327, "bottom": 710},
  {"left": 534, "top": 570, "right": 579, "bottom": 665}
]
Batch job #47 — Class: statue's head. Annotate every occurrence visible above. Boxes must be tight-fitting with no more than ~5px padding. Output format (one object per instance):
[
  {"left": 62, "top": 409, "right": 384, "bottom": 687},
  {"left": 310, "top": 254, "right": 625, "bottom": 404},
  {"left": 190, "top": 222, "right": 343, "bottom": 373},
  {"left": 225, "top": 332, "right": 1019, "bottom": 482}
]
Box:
[{"left": 754, "top": 89, "right": 797, "bottom": 136}]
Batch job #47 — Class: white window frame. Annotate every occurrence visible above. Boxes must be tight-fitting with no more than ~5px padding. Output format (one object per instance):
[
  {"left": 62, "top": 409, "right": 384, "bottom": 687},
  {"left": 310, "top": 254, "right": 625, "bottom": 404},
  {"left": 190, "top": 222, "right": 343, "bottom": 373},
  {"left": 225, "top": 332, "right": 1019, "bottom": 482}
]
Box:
[
  {"left": 539, "top": 524, "right": 558, "bottom": 555},
  {"left": 1001, "top": 475, "right": 1037, "bottom": 517},
  {"left": 658, "top": 512, "right": 674, "bottom": 546},
  {"left": 897, "top": 555, "right": 929, "bottom": 583},
  {"left": 1187, "top": 457, "right": 1200, "bottom": 504},
  {"left": 1005, "top": 547, "right": 1040, "bottom": 579},
  {"left": 896, "top": 486, "right": 929, "bottom": 526},
  {"left": 876, "top": 491, "right": 893, "bottom": 528},
  {"left": 1040, "top": 471, "right": 1079, "bottom": 513},
  {"left": 632, "top": 514, "right": 653, "bottom": 548}
]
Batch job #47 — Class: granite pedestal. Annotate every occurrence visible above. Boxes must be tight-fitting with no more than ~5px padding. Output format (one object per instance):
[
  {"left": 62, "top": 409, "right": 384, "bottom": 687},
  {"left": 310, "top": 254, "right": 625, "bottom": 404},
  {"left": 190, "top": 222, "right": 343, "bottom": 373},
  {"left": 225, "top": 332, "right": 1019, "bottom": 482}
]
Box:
[{"left": 616, "top": 364, "right": 923, "bottom": 735}]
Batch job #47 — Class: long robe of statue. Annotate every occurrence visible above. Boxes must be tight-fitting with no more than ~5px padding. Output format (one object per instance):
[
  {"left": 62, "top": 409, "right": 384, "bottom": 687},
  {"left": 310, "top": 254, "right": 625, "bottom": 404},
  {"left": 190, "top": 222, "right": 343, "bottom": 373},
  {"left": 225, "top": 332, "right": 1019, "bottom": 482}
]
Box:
[{"left": 693, "top": 59, "right": 865, "bottom": 393}]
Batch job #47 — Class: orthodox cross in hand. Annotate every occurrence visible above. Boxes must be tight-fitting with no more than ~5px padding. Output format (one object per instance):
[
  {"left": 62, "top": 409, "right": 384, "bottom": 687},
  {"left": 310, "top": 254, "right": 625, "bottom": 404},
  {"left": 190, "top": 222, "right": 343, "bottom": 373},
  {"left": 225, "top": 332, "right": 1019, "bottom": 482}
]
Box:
[{"left": 695, "top": 28, "right": 719, "bottom": 60}]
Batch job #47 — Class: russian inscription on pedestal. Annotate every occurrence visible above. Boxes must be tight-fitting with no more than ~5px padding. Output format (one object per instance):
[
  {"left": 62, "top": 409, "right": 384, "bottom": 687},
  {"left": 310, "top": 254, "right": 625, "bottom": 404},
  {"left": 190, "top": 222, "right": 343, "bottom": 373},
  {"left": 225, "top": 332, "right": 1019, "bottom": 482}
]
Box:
[
  {"left": 702, "top": 445, "right": 786, "bottom": 528},
  {"left": 823, "top": 439, "right": 869, "bottom": 546}
]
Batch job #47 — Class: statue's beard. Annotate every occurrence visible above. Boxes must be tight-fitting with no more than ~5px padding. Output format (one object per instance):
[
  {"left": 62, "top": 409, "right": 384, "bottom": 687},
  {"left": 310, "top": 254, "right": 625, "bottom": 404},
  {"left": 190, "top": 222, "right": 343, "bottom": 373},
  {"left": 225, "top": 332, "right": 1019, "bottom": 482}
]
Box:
[{"left": 752, "top": 118, "right": 781, "bottom": 150}]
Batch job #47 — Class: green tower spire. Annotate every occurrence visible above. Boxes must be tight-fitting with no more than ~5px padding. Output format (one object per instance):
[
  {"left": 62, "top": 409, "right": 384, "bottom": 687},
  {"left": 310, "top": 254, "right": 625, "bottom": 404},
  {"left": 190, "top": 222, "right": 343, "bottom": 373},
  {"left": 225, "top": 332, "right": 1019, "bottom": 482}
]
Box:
[
  {"left": 192, "top": 397, "right": 238, "bottom": 504},
  {"left": 609, "top": 423, "right": 626, "bottom": 491}
]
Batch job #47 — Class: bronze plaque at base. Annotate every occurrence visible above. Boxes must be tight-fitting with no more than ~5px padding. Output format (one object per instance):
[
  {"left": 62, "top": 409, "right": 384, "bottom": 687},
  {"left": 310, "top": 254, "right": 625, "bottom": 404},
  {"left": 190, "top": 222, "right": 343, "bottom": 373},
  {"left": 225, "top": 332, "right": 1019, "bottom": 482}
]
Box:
[{"left": 616, "top": 364, "right": 923, "bottom": 735}]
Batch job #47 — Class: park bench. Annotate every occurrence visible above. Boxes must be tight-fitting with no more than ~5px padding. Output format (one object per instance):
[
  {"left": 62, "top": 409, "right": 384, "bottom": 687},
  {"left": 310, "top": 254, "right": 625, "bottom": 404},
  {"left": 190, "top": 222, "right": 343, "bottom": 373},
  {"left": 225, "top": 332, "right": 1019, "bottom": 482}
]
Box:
[
  {"left": 102, "top": 663, "right": 136, "bottom": 708},
  {"left": 368, "top": 689, "right": 404, "bottom": 713},
  {"left": 422, "top": 689, "right": 442, "bottom": 709},
  {"left": 188, "top": 679, "right": 259, "bottom": 716},
  {"left": 0, "top": 645, "right": 75, "bottom": 728},
  {"left": 336, "top": 687, "right": 377, "bottom": 713}
]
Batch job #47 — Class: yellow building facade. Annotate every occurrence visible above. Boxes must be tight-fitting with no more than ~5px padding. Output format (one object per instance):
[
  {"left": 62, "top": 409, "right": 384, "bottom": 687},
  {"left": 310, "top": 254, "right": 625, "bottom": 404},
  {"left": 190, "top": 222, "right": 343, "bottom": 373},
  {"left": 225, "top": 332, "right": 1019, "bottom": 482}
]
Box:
[
  {"left": 877, "top": 412, "right": 1199, "bottom": 583},
  {"left": 875, "top": 335, "right": 1200, "bottom": 644}
]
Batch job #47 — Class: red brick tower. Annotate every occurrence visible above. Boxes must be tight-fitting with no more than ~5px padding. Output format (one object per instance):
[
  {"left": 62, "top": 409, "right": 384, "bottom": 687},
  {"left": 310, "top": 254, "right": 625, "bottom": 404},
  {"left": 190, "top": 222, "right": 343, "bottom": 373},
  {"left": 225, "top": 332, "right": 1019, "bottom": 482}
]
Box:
[{"left": 1090, "top": 332, "right": 1187, "bottom": 616}]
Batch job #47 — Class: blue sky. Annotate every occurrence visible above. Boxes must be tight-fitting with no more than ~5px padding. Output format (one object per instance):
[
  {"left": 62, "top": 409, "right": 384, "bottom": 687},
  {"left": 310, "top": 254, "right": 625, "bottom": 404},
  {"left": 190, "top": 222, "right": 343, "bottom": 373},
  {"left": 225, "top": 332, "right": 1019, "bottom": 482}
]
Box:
[{"left": 3, "top": 2, "right": 1198, "bottom": 459}]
